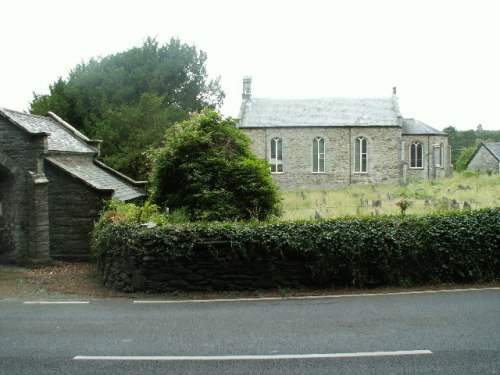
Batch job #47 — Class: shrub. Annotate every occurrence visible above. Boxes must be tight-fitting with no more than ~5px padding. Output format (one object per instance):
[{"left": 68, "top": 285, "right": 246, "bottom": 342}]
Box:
[
  {"left": 92, "top": 208, "right": 499, "bottom": 292},
  {"left": 148, "top": 109, "right": 282, "bottom": 221}
]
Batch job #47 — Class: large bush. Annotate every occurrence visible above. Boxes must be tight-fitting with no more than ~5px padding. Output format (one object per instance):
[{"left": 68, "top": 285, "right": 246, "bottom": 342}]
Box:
[{"left": 148, "top": 109, "right": 282, "bottom": 221}]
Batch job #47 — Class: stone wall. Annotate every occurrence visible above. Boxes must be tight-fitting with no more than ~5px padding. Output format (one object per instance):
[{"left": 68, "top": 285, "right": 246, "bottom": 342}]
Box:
[
  {"left": 0, "top": 118, "right": 50, "bottom": 264},
  {"left": 0, "top": 168, "right": 15, "bottom": 260},
  {"left": 45, "top": 161, "right": 111, "bottom": 259},
  {"left": 467, "top": 146, "right": 499, "bottom": 173},
  {"left": 402, "top": 134, "right": 451, "bottom": 181},
  {"left": 100, "top": 242, "right": 314, "bottom": 293},
  {"left": 243, "top": 126, "right": 402, "bottom": 189}
]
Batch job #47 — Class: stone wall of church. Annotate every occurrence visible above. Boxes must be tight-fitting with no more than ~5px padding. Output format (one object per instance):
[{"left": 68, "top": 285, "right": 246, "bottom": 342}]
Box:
[
  {"left": 243, "top": 126, "right": 402, "bottom": 190},
  {"left": 402, "top": 134, "right": 451, "bottom": 181}
]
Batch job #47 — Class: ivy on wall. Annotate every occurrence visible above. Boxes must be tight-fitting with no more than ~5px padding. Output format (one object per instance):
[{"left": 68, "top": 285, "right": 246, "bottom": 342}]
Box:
[{"left": 91, "top": 208, "right": 499, "bottom": 291}]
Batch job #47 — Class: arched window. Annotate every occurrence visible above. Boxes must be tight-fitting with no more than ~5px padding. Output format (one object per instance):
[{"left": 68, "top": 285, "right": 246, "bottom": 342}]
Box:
[
  {"left": 355, "top": 137, "right": 367, "bottom": 173},
  {"left": 270, "top": 137, "right": 283, "bottom": 173},
  {"left": 410, "top": 143, "right": 423, "bottom": 168},
  {"left": 312, "top": 137, "right": 325, "bottom": 173}
]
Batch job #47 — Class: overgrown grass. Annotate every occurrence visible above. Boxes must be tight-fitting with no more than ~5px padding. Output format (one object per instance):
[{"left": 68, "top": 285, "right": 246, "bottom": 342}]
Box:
[{"left": 281, "top": 172, "right": 500, "bottom": 220}]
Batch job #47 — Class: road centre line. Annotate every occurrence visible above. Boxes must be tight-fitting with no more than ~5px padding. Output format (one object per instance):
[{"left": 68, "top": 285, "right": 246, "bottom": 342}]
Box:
[
  {"left": 23, "top": 301, "right": 89, "bottom": 305},
  {"left": 133, "top": 287, "right": 500, "bottom": 304},
  {"left": 73, "top": 350, "right": 433, "bottom": 361}
]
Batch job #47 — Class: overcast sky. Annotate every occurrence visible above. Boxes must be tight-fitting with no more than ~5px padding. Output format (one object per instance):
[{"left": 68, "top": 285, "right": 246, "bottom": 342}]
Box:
[{"left": 1, "top": 0, "right": 499, "bottom": 131}]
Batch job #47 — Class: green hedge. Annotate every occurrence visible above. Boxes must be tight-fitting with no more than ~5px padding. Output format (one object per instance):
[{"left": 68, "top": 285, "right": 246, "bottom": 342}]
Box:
[{"left": 92, "top": 208, "right": 499, "bottom": 290}]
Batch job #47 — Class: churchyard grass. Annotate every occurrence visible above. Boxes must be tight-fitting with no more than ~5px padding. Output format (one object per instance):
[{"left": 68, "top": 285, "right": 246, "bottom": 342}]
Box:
[{"left": 280, "top": 172, "right": 500, "bottom": 220}]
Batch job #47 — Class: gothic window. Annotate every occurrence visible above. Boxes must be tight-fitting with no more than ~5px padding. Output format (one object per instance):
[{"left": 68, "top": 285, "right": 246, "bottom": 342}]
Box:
[
  {"left": 312, "top": 137, "right": 325, "bottom": 173},
  {"left": 270, "top": 137, "right": 283, "bottom": 173},
  {"left": 355, "top": 137, "right": 367, "bottom": 173},
  {"left": 410, "top": 142, "right": 423, "bottom": 168}
]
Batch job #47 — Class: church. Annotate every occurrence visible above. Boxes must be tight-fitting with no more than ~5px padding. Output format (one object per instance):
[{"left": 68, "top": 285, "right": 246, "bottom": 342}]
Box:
[{"left": 237, "top": 77, "right": 452, "bottom": 190}]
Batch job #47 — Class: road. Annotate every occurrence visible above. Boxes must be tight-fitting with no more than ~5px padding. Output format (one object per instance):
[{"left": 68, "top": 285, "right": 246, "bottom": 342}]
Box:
[{"left": 1, "top": 288, "right": 499, "bottom": 374}]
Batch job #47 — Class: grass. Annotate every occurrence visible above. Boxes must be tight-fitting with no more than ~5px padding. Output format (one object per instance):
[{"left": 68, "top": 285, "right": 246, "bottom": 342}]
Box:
[{"left": 280, "top": 172, "right": 500, "bottom": 220}]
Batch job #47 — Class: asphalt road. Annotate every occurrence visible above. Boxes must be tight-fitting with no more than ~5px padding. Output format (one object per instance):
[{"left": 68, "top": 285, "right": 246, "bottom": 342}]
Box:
[{"left": 1, "top": 288, "right": 499, "bottom": 374}]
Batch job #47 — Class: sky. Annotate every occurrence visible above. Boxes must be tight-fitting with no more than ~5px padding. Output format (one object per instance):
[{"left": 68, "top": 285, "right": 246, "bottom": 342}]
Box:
[{"left": 1, "top": 0, "right": 499, "bottom": 131}]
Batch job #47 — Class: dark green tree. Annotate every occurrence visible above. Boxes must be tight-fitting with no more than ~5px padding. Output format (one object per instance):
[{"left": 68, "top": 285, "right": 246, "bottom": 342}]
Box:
[
  {"left": 149, "top": 109, "right": 282, "bottom": 221},
  {"left": 30, "top": 37, "right": 224, "bottom": 179}
]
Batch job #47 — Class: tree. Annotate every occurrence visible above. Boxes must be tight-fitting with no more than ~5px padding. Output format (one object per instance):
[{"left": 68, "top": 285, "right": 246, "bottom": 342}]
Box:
[
  {"left": 30, "top": 37, "right": 224, "bottom": 179},
  {"left": 443, "top": 126, "right": 500, "bottom": 167},
  {"left": 455, "top": 146, "right": 476, "bottom": 172},
  {"left": 149, "top": 109, "right": 282, "bottom": 221},
  {"left": 94, "top": 92, "right": 178, "bottom": 179}
]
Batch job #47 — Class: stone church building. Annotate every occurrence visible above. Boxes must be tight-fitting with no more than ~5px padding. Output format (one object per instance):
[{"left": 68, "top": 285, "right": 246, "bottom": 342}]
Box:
[
  {"left": 238, "top": 77, "right": 452, "bottom": 189},
  {"left": 0, "top": 108, "right": 146, "bottom": 265}
]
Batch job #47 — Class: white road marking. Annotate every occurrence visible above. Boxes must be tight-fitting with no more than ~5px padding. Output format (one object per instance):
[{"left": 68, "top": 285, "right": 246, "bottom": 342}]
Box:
[
  {"left": 133, "top": 287, "right": 500, "bottom": 304},
  {"left": 73, "top": 350, "right": 433, "bottom": 361},
  {"left": 23, "top": 301, "right": 89, "bottom": 305}
]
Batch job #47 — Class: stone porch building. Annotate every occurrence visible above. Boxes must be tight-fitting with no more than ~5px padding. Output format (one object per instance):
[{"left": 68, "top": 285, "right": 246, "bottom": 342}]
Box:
[
  {"left": 0, "top": 109, "right": 146, "bottom": 265},
  {"left": 237, "top": 77, "right": 452, "bottom": 189}
]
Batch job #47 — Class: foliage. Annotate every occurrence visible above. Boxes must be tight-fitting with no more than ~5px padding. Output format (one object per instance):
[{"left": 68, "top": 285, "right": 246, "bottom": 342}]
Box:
[
  {"left": 454, "top": 145, "right": 476, "bottom": 172},
  {"left": 99, "top": 199, "right": 169, "bottom": 226},
  {"left": 30, "top": 37, "right": 224, "bottom": 179},
  {"left": 92, "top": 209, "right": 500, "bottom": 290},
  {"left": 443, "top": 126, "right": 500, "bottom": 166},
  {"left": 395, "top": 199, "right": 412, "bottom": 216},
  {"left": 148, "top": 109, "right": 282, "bottom": 221}
]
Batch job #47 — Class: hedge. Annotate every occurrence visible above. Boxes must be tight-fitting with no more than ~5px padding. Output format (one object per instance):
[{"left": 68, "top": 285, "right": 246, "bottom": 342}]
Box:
[{"left": 91, "top": 208, "right": 499, "bottom": 292}]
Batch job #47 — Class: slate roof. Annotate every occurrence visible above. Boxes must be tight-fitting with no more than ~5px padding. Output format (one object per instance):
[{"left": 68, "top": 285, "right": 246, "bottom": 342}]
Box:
[
  {"left": 402, "top": 118, "right": 447, "bottom": 135},
  {"left": 238, "top": 97, "right": 401, "bottom": 127},
  {"left": 46, "top": 156, "right": 145, "bottom": 201},
  {"left": 1, "top": 107, "right": 146, "bottom": 201},
  {"left": 480, "top": 142, "right": 500, "bottom": 161},
  {"left": 0, "top": 108, "right": 96, "bottom": 153}
]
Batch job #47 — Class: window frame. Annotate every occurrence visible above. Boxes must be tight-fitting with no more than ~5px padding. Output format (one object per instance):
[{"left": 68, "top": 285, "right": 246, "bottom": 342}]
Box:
[
  {"left": 312, "top": 136, "right": 325, "bottom": 173},
  {"left": 270, "top": 137, "right": 283, "bottom": 174},
  {"left": 354, "top": 137, "right": 367, "bottom": 173},
  {"left": 409, "top": 142, "right": 424, "bottom": 169}
]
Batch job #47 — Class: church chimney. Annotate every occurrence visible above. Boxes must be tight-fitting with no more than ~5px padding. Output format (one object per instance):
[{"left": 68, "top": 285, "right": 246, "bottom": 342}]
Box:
[{"left": 242, "top": 76, "right": 252, "bottom": 101}]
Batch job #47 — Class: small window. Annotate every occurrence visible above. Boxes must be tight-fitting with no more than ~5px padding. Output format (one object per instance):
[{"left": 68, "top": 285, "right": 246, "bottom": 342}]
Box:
[
  {"left": 410, "top": 143, "right": 423, "bottom": 169},
  {"left": 270, "top": 137, "right": 283, "bottom": 173},
  {"left": 312, "top": 137, "right": 325, "bottom": 173},
  {"left": 355, "top": 137, "right": 367, "bottom": 173}
]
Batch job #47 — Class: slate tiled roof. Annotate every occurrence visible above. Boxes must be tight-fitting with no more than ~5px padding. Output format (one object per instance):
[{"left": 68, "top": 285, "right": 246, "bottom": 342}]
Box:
[
  {"left": 239, "top": 97, "right": 401, "bottom": 127},
  {"left": 0, "top": 108, "right": 95, "bottom": 153},
  {"left": 1, "top": 107, "right": 146, "bottom": 201},
  {"left": 46, "top": 155, "right": 145, "bottom": 201},
  {"left": 402, "top": 118, "right": 446, "bottom": 135},
  {"left": 481, "top": 142, "right": 500, "bottom": 161}
]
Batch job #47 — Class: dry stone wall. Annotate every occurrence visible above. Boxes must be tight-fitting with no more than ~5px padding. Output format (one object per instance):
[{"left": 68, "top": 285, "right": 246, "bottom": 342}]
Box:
[{"left": 100, "top": 242, "right": 313, "bottom": 293}]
